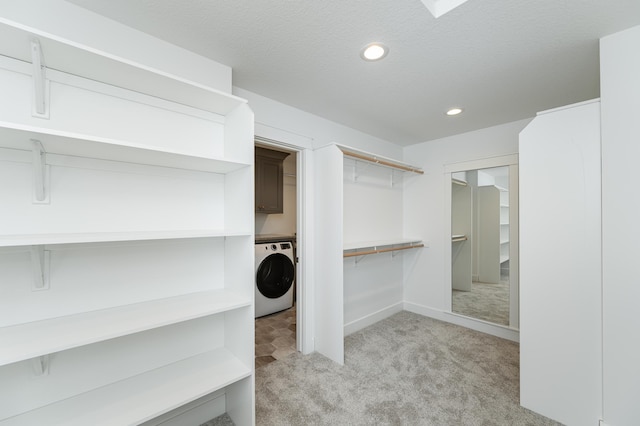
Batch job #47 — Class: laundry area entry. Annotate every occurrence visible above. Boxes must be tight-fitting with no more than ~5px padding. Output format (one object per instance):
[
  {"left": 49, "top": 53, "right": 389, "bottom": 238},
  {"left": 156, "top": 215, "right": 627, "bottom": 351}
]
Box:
[{"left": 253, "top": 142, "right": 299, "bottom": 368}]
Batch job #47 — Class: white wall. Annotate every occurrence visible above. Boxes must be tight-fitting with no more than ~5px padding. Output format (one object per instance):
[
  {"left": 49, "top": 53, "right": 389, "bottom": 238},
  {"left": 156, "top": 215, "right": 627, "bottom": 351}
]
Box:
[
  {"left": 402, "top": 119, "right": 530, "bottom": 320},
  {"left": 342, "top": 156, "right": 406, "bottom": 335},
  {"left": 254, "top": 153, "right": 297, "bottom": 236},
  {"left": 600, "top": 24, "right": 640, "bottom": 426},
  {"left": 234, "top": 87, "right": 402, "bottom": 158}
]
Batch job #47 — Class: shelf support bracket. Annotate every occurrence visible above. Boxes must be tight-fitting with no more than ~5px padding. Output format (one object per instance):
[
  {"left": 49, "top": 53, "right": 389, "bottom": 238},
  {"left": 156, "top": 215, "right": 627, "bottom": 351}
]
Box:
[
  {"left": 31, "top": 355, "right": 50, "bottom": 376},
  {"left": 31, "top": 38, "right": 49, "bottom": 118},
  {"left": 31, "top": 139, "right": 49, "bottom": 203},
  {"left": 354, "top": 254, "right": 367, "bottom": 265},
  {"left": 30, "top": 245, "right": 50, "bottom": 291}
]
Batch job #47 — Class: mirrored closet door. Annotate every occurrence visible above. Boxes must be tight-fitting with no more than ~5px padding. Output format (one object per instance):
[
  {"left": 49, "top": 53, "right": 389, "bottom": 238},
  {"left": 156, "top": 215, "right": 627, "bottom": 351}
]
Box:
[{"left": 448, "top": 158, "right": 519, "bottom": 329}]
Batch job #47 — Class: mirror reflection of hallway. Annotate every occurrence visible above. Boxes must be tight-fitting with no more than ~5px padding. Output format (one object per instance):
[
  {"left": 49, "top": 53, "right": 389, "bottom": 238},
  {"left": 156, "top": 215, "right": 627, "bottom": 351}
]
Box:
[{"left": 451, "top": 166, "right": 511, "bottom": 326}]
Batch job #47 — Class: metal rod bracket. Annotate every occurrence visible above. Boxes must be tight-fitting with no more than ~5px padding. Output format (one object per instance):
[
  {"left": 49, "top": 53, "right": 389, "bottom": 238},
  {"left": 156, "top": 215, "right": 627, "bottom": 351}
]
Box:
[
  {"left": 31, "top": 139, "right": 50, "bottom": 204},
  {"left": 31, "top": 355, "right": 50, "bottom": 376},
  {"left": 30, "top": 245, "right": 50, "bottom": 291},
  {"left": 30, "top": 38, "right": 50, "bottom": 119}
]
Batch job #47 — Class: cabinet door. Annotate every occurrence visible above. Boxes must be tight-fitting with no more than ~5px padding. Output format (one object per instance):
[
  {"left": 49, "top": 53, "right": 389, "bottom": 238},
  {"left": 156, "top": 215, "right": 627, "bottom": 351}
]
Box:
[{"left": 255, "top": 148, "right": 288, "bottom": 214}]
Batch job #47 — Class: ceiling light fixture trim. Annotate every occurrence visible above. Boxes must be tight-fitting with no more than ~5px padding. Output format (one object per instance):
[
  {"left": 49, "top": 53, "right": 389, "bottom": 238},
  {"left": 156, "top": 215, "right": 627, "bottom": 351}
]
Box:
[{"left": 360, "top": 43, "right": 389, "bottom": 61}]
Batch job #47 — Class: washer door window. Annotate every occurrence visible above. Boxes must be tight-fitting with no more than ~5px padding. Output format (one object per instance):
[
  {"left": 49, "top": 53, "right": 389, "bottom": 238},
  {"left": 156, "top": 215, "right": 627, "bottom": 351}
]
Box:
[{"left": 256, "top": 253, "right": 295, "bottom": 299}]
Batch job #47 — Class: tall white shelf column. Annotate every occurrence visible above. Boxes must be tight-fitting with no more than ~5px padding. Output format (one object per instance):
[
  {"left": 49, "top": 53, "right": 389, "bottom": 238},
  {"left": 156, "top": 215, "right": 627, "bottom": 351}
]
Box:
[
  {"left": 451, "top": 177, "right": 472, "bottom": 291},
  {"left": 519, "top": 99, "right": 602, "bottom": 426},
  {"left": 314, "top": 144, "right": 424, "bottom": 364},
  {"left": 477, "top": 185, "right": 507, "bottom": 284},
  {"left": 0, "top": 19, "right": 255, "bottom": 425}
]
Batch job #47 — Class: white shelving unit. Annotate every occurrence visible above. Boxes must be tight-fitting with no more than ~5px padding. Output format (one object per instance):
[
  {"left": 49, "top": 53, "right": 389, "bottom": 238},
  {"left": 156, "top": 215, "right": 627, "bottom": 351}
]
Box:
[
  {"left": 0, "top": 349, "right": 251, "bottom": 426},
  {"left": 451, "top": 176, "right": 472, "bottom": 291},
  {"left": 500, "top": 191, "right": 510, "bottom": 265},
  {"left": 314, "top": 144, "right": 423, "bottom": 364},
  {"left": 0, "top": 123, "right": 250, "bottom": 174},
  {"left": 0, "top": 230, "right": 251, "bottom": 247},
  {"left": 477, "top": 185, "right": 507, "bottom": 284},
  {"left": 0, "top": 290, "right": 251, "bottom": 367},
  {"left": 0, "top": 18, "right": 254, "bottom": 426}
]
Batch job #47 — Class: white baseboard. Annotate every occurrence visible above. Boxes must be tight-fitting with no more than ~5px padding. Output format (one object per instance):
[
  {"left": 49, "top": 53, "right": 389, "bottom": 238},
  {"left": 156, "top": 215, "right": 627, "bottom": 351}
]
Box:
[
  {"left": 142, "top": 389, "right": 226, "bottom": 426},
  {"left": 344, "top": 302, "right": 404, "bottom": 336},
  {"left": 403, "top": 302, "right": 519, "bottom": 342}
]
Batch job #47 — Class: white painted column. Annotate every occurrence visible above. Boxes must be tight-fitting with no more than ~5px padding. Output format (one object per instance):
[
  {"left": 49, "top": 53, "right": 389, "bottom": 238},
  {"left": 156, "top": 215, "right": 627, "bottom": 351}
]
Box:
[
  {"left": 519, "top": 100, "right": 602, "bottom": 425},
  {"left": 600, "top": 24, "right": 640, "bottom": 426}
]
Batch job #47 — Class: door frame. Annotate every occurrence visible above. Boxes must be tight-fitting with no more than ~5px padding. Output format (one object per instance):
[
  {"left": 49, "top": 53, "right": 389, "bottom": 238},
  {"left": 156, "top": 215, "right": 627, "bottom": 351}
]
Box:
[{"left": 254, "top": 135, "right": 313, "bottom": 354}]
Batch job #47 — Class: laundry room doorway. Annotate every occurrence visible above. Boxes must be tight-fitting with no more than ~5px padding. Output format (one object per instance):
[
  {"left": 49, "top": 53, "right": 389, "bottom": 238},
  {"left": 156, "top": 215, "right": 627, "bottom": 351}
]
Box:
[{"left": 253, "top": 137, "right": 305, "bottom": 369}]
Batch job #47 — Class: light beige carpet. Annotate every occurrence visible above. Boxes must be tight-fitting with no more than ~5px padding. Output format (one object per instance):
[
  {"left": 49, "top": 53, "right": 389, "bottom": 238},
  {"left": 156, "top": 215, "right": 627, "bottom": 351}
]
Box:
[{"left": 254, "top": 311, "right": 560, "bottom": 425}]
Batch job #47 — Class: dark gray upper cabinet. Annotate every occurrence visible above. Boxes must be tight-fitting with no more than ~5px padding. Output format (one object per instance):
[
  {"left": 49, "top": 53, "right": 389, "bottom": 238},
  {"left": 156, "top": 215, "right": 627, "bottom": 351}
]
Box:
[{"left": 255, "top": 147, "right": 289, "bottom": 214}]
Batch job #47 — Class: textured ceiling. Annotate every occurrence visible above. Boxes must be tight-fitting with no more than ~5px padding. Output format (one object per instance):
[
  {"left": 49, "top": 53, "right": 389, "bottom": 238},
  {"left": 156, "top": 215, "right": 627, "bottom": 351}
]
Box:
[{"left": 67, "top": 0, "right": 640, "bottom": 146}]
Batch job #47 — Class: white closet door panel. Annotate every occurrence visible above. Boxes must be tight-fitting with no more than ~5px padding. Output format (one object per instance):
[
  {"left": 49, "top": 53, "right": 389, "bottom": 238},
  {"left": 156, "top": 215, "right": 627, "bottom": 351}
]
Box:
[
  {"left": 0, "top": 239, "right": 224, "bottom": 327},
  {"left": 0, "top": 160, "right": 224, "bottom": 235},
  {"left": 0, "top": 315, "right": 224, "bottom": 419}
]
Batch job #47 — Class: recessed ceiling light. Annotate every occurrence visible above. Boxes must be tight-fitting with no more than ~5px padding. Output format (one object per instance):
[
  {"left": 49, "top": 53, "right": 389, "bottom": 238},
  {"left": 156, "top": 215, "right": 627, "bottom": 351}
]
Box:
[
  {"left": 361, "top": 43, "right": 388, "bottom": 61},
  {"left": 446, "top": 107, "right": 464, "bottom": 116}
]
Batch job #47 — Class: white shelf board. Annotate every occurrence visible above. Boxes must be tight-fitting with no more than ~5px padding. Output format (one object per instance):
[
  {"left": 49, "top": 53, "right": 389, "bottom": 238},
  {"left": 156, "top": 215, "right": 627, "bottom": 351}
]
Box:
[
  {"left": 343, "top": 238, "right": 424, "bottom": 251},
  {"left": 0, "top": 18, "right": 246, "bottom": 116},
  {"left": 0, "top": 229, "right": 251, "bottom": 248},
  {"left": 0, "top": 123, "right": 250, "bottom": 173},
  {"left": 500, "top": 255, "right": 510, "bottom": 263},
  {"left": 0, "top": 290, "right": 251, "bottom": 367},
  {"left": 0, "top": 348, "right": 251, "bottom": 426}
]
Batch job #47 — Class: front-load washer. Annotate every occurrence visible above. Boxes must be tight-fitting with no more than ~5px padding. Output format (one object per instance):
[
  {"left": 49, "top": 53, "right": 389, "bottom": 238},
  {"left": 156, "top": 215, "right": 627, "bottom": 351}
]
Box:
[{"left": 255, "top": 241, "right": 295, "bottom": 318}]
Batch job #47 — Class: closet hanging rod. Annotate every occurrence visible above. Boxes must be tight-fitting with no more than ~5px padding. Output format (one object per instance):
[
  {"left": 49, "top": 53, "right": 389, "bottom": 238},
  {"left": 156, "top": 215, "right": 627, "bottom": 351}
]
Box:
[
  {"left": 451, "top": 235, "right": 468, "bottom": 242},
  {"left": 452, "top": 178, "right": 468, "bottom": 186},
  {"left": 343, "top": 243, "right": 424, "bottom": 258},
  {"left": 342, "top": 151, "right": 424, "bottom": 174}
]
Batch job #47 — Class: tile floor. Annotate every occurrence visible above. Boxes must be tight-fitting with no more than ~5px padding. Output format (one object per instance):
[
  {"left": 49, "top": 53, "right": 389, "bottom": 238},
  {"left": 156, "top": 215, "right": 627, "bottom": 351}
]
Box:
[{"left": 255, "top": 306, "right": 297, "bottom": 368}]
